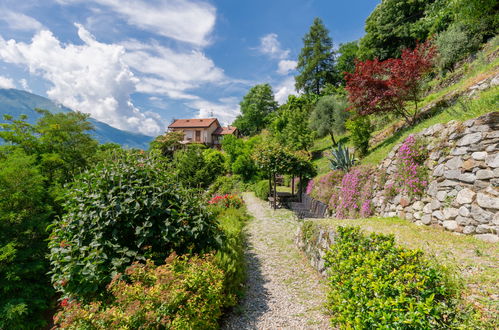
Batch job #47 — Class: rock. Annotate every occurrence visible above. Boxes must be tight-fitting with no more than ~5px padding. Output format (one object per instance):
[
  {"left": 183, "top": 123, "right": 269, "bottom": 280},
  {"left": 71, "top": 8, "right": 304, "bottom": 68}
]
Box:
[
  {"left": 474, "top": 234, "right": 499, "bottom": 243},
  {"left": 459, "top": 173, "right": 476, "bottom": 183},
  {"left": 423, "top": 203, "right": 432, "bottom": 214},
  {"left": 469, "top": 125, "right": 490, "bottom": 133},
  {"left": 413, "top": 201, "right": 424, "bottom": 211},
  {"left": 472, "top": 151, "right": 487, "bottom": 160},
  {"left": 458, "top": 206, "right": 470, "bottom": 217},
  {"left": 476, "top": 225, "right": 493, "bottom": 234},
  {"left": 437, "top": 191, "right": 447, "bottom": 202},
  {"left": 485, "top": 186, "right": 499, "bottom": 196},
  {"left": 477, "top": 193, "right": 499, "bottom": 210},
  {"left": 400, "top": 197, "right": 410, "bottom": 207},
  {"left": 445, "top": 157, "right": 463, "bottom": 170},
  {"left": 463, "top": 226, "right": 475, "bottom": 234},
  {"left": 413, "top": 211, "right": 423, "bottom": 220},
  {"left": 471, "top": 205, "right": 494, "bottom": 223},
  {"left": 439, "top": 180, "right": 459, "bottom": 187},
  {"left": 455, "top": 188, "right": 475, "bottom": 204},
  {"left": 444, "top": 170, "right": 461, "bottom": 180},
  {"left": 476, "top": 169, "right": 494, "bottom": 180},
  {"left": 456, "top": 216, "right": 469, "bottom": 226},
  {"left": 457, "top": 133, "right": 482, "bottom": 146},
  {"left": 443, "top": 208, "right": 459, "bottom": 220},
  {"left": 433, "top": 164, "right": 446, "bottom": 177},
  {"left": 429, "top": 151, "right": 441, "bottom": 160},
  {"left": 474, "top": 180, "right": 489, "bottom": 189},
  {"left": 451, "top": 147, "right": 468, "bottom": 156},
  {"left": 443, "top": 220, "right": 458, "bottom": 231},
  {"left": 431, "top": 199, "right": 441, "bottom": 210},
  {"left": 462, "top": 159, "right": 475, "bottom": 171},
  {"left": 486, "top": 153, "right": 499, "bottom": 168},
  {"left": 433, "top": 210, "right": 444, "bottom": 220},
  {"left": 427, "top": 181, "right": 438, "bottom": 197},
  {"left": 421, "top": 215, "right": 432, "bottom": 225}
]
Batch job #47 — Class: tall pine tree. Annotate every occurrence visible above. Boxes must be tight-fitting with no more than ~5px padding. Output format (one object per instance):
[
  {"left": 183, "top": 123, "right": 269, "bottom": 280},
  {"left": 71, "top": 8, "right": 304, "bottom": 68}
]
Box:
[{"left": 295, "top": 17, "right": 337, "bottom": 95}]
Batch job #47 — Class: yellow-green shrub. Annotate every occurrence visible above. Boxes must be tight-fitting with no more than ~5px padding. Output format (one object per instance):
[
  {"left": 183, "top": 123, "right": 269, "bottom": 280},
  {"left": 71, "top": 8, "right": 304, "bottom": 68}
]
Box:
[{"left": 53, "top": 254, "right": 225, "bottom": 329}]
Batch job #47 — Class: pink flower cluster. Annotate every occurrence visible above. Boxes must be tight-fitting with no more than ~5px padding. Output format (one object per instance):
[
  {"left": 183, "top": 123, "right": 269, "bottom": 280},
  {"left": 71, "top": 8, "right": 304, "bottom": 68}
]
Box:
[
  {"left": 306, "top": 179, "right": 314, "bottom": 195},
  {"left": 389, "top": 135, "right": 428, "bottom": 197}
]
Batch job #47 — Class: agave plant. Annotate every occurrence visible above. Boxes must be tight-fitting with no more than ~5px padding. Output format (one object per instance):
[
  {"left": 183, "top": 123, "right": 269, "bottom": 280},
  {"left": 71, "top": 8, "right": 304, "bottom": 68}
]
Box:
[{"left": 329, "top": 143, "right": 356, "bottom": 172}]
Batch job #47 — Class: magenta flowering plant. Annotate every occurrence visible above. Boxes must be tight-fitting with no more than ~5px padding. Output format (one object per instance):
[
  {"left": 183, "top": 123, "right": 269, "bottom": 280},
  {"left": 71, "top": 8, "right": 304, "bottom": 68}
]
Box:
[
  {"left": 310, "top": 171, "right": 344, "bottom": 204},
  {"left": 331, "top": 165, "right": 378, "bottom": 219},
  {"left": 306, "top": 179, "right": 315, "bottom": 195},
  {"left": 385, "top": 135, "right": 428, "bottom": 198}
]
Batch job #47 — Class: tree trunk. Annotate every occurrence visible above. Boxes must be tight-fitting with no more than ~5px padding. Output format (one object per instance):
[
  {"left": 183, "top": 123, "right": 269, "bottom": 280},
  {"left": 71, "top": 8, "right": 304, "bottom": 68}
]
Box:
[
  {"left": 291, "top": 177, "right": 295, "bottom": 197},
  {"left": 298, "top": 175, "right": 303, "bottom": 202},
  {"left": 273, "top": 173, "right": 277, "bottom": 210},
  {"left": 268, "top": 174, "right": 272, "bottom": 200},
  {"left": 330, "top": 132, "right": 337, "bottom": 146}
]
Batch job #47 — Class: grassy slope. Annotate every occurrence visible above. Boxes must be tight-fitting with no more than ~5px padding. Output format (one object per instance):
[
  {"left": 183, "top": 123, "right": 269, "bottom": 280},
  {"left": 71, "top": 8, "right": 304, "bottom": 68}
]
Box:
[
  {"left": 311, "top": 217, "right": 499, "bottom": 323},
  {"left": 310, "top": 37, "right": 499, "bottom": 174}
]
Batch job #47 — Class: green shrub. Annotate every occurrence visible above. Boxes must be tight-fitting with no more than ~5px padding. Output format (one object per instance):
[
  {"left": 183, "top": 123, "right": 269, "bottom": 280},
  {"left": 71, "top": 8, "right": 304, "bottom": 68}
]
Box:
[
  {"left": 215, "top": 207, "right": 248, "bottom": 301},
  {"left": 253, "top": 179, "right": 270, "bottom": 200},
  {"left": 435, "top": 22, "right": 481, "bottom": 73},
  {"left": 325, "top": 226, "right": 465, "bottom": 328},
  {"left": 207, "top": 175, "right": 241, "bottom": 196},
  {"left": 53, "top": 254, "right": 226, "bottom": 329},
  {"left": 0, "top": 149, "right": 54, "bottom": 329},
  {"left": 345, "top": 116, "right": 373, "bottom": 157},
  {"left": 48, "top": 151, "right": 223, "bottom": 300}
]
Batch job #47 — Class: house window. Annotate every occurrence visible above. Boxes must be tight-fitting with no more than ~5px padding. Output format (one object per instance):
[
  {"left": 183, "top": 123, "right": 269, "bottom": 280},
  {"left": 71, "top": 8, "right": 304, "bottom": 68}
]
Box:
[{"left": 195, "top": 130, "right": 201, "bottom": 142}]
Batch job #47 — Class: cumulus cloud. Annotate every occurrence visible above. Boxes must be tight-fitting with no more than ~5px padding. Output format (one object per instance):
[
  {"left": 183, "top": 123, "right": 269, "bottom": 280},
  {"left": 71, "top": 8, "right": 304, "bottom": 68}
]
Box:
[
  {"left": 57, "top": 0, "right": 216, "bottom": 46},
  {"left": 258, "top": 33, "right": 289, "bottom": 59},
  {"left": 277, "top": 59, "right": 297, "bottom": 75},
  {"left": 0, "top": 25, "right": 163, "bottom": 136},
  {"left": 19, "top": 79, "right": 31, "bottom": 92},
  {"left": 121, "top": 40, "right": 225, "bottom": 100},
  {"left": 0, "top": 76, "right": 15, "bottom": 89},
  {"left": 274, "top": 76, "right": 297, "bottom": 104},
  {"left": 0, "top": 10, "right": 44, "bottom": 32}
]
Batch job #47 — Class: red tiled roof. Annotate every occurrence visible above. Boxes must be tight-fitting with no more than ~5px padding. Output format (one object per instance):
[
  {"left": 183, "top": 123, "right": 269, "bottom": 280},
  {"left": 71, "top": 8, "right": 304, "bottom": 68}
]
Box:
[
  {"left": 168, "top": 118, "right": 218, "bottom": 128},
  {"left": 213, "top": 125, "right": 238, "bottom": 135}
]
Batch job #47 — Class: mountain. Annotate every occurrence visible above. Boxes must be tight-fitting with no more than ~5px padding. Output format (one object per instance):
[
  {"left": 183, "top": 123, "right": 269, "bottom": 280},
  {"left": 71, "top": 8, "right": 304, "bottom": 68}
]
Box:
[{"left": 0, "top": 89, "right": 154, "bottom": 149}]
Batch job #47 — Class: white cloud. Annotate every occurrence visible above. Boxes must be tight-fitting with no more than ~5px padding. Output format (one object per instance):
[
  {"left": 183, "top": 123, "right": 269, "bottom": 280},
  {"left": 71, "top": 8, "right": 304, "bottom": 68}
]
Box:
[
  {"left": 121, "top": 40, "right": 225, "bottom": 100},
  {"left": 187, "top": 98, "right": 240, "bottom": 125},
  {"left": 274, "top": 76, "right": 297, "bottom": 104},
  {"left": 277, "top": 59, "right": 297, "bottom": 75},
  {"left": 19, "top": 79, "right": 31, "bottom": 92},
  {"left": 0, "top": 25, "right": 163, "bottom": 136},
  {"left": 0, "top": 10, "right": 43, "bottom": 32},
  {"left": 258, "top": 33, "right": 289, "bottom": 59},
  {"left": 0, "top": 76, "right": 15, "bottom": 89},
  {"left": 57, "top": 0, "right": 216, "bottom": 46}
]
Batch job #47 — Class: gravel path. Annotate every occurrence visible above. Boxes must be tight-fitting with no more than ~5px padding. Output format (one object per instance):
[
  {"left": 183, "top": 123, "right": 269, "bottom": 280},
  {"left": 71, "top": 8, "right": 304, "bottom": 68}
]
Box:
[{"left": 222, "top": 192, "right": 330, "bottom": 329}]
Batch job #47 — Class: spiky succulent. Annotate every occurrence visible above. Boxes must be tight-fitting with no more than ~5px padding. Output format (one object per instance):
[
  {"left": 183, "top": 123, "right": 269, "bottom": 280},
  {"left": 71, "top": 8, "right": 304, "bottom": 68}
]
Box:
[{"left": 329, "top": 143, "right": 356, "bottom": 172}]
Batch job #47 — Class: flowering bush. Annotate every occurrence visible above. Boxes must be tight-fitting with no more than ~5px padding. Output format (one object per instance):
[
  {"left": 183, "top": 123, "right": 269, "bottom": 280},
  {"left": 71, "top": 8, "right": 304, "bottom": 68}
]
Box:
[
  {"left": 330, "top": 165, "right": 378, "bottom": 219},
  {"left": 208, "top": 194, "right": 244, "bottom": 209},
  {"left": 385, "top": 135, "right": 428, "bottom": 198},
  {"left": 53, "top": 254, "right": 227, "bottom": 329},
  {"left": 310, "top": 171, "right": 344, "bottom": 204},
  {"left": 306, "top": 179, "right": 315, "bottom": 195}
]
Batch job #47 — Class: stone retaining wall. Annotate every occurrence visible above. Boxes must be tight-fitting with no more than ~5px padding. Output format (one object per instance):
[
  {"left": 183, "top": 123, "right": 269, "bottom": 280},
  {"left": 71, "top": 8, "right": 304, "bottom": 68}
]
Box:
[
  {"left": 373, "top": 112, "right": 499, "bottom": 242},
  {"left": 294, "top": 223, "right": 336, "bottom": 276}
]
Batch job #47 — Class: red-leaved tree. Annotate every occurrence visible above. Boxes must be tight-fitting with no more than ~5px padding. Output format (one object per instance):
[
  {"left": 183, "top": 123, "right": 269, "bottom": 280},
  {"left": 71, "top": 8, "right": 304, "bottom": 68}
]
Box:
[{"left": 345, "top": 41, "right": 436, "bottom": 125}]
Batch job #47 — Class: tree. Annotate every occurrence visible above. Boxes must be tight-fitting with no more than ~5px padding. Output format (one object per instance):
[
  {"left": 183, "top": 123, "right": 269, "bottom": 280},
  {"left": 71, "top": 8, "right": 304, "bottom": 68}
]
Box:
[
  {"left": 270, "top": 95, "right": 315, "bottom": 151},
  {"left": 295, "top": 17, "right": 337, "bottom": 94},
  {"left": 309, "top": 95, "right": 349, "bottom": 145},
  {"left": 233, "top": 84, "right": 278, "bottom": 136},
  {"left": 150, "top": 131, "right": 184, "bottom": 157},
  {"left": 346, "top": 42, "right": 436, "bottom": 125},
  {"left": 336, "top": 41, "right": 359, "bottom": 85},
  {"left": 358, "top": 0, "right": 436, "bottom": 60}
]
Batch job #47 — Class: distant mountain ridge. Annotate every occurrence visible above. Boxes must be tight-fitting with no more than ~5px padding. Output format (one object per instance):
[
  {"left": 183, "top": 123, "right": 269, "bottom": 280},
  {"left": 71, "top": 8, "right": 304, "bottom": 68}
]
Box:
[{"left": 0, "top": 89, "right": 154, "bottom": 149}]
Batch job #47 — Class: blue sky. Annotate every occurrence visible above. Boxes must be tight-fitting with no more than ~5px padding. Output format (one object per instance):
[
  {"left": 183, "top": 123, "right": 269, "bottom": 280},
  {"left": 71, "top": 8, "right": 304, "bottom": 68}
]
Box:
[{"left": 0, "top": 0, "right": 379, "bottom": 136}]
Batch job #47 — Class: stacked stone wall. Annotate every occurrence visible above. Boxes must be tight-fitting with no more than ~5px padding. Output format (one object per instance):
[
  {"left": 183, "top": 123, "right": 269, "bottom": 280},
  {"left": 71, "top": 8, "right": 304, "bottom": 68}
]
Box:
[{"left": 373, "top": 112, "right": 498, "bottom": 242}]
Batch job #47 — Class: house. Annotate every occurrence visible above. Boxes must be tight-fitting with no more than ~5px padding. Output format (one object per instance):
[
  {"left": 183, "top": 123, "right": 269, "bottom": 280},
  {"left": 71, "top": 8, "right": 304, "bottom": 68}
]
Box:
[{"left": 167, "top": 118, "right": 239, "bottom": 147}]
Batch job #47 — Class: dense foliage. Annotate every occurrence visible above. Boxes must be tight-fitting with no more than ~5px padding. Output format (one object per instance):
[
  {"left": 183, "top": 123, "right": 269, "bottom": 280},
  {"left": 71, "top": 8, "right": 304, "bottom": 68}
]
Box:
[
  {"left": 233, "top": 83, "right": 278, "bottom": 136},
  {"left": 174, "top": 145, "right": 227, "bottom": 188},
  {"left": 346, "top": 42, "right": 436, "bottom": 125},
  {"left": 53, "top": 254, "right": 226, "bottom": 329},
  {"left": 295, "top": 17, "right": 337, "bottom": 94},
  {"left": 325, "top": 226, "right": 463, "bottom": 328},
  {"left": 345, "top": 116, "right": 373, "bottom": 156},
  {"left": 309, "top": 95, "right": 348, "bottom": 145},
  {"left": 253, "top": 180, "right": 270, "bottom": 201},
  {"left": 49, "top": 151, "right": 223, "bottom": 300}
]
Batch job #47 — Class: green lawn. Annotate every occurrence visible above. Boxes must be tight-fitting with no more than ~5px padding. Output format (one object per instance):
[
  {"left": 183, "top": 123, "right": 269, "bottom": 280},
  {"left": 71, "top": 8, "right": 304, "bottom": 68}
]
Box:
[{"left": 310, "top": 217, "right": 499, "bottom": 323}]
